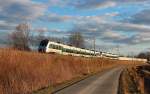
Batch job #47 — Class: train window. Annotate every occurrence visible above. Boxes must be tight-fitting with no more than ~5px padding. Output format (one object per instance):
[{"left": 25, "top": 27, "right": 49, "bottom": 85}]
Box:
[
  {"left": 62, "top": 48, "right": 66, "bottom": 52},
  {"left": 49, "top": 44, "right": 62, "bottom": 50},
  {"left": 73, "top": 50, "right": 78, "bottom": 54},
  {"left": 52, "top": 45, "right": 57, "bottom": 49},
  {"left": 58, "top": 46, "right": 62, "bottom": 50},
  {"left": 49, "top": 44, "right": 53, "bottom": 48},
  {"left": 64, "top": 48, "right": 73, "bottom": 53}
]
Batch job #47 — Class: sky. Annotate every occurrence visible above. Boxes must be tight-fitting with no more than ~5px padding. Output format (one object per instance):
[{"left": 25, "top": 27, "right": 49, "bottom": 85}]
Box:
[{"left": 0, "top": 0, "right": 150, "bottom": 55}]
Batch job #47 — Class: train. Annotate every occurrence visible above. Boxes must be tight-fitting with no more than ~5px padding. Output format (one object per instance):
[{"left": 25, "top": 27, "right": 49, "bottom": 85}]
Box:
[
  {"left": 38, "top": 39, "right": 147, "bottom": 62},
  {"left": 38, "top": 39, "right": 118, "bottom": 59}
]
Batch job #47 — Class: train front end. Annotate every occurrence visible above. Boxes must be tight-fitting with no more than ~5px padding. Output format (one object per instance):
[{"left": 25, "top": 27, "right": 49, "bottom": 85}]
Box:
[{"left": 38, "top": 39, "right": 49, "bottom": 53}]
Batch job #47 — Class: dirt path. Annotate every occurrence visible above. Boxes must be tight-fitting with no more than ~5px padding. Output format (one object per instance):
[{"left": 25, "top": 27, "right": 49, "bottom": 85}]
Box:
[{"left": 53, "top": 66, "right": 124, "bottom": 94}]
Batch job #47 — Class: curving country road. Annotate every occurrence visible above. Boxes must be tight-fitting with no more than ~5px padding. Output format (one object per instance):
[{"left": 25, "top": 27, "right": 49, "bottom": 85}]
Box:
[{"left": 53, "top": 66, "right": 124, "bottom": 94}]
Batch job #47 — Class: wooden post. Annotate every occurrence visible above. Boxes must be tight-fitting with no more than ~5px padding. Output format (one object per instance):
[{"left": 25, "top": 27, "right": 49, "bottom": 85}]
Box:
[{"left": 139, "top": 76, "right": 145, "bottom": 94}]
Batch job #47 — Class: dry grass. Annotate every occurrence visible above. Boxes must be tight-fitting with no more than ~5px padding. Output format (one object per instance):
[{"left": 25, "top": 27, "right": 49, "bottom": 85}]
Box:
[
  {"left": 118, "top": 65, "right": 148, "bottom": 94},
  {"left": 119, "top": 68, "right": 140, "bottom": 94},
  {"left": 0, "top": 48, "right": 143, "bottom": 94}
]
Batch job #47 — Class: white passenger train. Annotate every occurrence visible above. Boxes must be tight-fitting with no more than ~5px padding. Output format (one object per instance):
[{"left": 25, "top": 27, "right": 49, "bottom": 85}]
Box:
[
  {"left": 38, "top": 39, "right": 118, "bottom": 59},
  {"left": 38, "top": 39, "right": 147, "bottom": 62}
]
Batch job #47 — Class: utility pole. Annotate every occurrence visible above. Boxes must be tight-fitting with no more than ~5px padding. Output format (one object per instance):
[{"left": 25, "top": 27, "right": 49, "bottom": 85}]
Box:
[
  {"left": 62, "top": 37, "right": 65, "bottom": 44},
  {"left": 99, "top": 48, "right": 100, "bottom": 55},
  {"left": 116, "top": 45, "right": 120, "bottom": 56},
  {"left": 93, "top": 37, "right": 96, "bottom": 56},
  {"left": 131, "top": 51, "right": 134, "bottom": 64}
]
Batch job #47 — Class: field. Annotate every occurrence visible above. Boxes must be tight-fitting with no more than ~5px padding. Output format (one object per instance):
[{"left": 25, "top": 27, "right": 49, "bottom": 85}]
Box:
[{"left": 0, "top": 49, "right": 144, "bottom": 94}]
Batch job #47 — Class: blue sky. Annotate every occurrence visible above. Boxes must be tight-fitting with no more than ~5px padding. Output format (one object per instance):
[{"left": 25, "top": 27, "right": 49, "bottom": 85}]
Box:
[{"left": 0, "top": 0, "right": 150, "bottom": 55}]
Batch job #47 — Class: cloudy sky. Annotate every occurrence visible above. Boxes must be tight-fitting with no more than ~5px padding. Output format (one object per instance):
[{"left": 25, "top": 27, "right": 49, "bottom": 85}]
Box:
[{"left": 0, "top": 0, "right": 150, "bottom": 55}]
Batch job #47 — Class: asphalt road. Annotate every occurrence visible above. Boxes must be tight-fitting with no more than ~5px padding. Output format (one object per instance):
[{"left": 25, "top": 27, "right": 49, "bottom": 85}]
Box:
[{"left": 53, "top": 66, "right": 124, "bottom": 94}]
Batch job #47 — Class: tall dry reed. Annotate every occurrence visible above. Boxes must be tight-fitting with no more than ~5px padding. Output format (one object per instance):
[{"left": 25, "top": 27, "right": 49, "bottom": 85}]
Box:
[{"left": 0, "top": 49, "right": 134, "bottom": 94}]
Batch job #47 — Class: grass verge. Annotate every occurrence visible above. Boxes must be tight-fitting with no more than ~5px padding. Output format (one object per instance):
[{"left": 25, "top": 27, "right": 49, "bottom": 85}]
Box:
[{"left": 118, "top": 65, "right": 150, "bottom": 94}]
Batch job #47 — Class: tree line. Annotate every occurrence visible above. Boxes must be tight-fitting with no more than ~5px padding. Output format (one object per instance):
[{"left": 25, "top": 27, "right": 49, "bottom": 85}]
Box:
[
  {"left": 10, "top": 23, "right": 85, "bottom": 51},
  {"left": 137, "top": 52, "right": 150, "bottom": 62}
]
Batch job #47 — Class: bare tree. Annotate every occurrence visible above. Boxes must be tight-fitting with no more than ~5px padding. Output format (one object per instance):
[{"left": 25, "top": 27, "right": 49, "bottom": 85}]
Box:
[
  {"left": 137, "top": 52, "right": 150, "bottom": 61},
  {"left": 10, "top": 23, "right": 31, "bottom": 51},
  {"left": 68, "top": 32, "right": 85, "bottom": 48}
]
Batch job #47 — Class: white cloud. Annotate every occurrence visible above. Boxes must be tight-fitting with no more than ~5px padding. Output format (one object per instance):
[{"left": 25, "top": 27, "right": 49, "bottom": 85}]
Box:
[
  {"left": 105, "top": 12, "right": 119, "bottom": 17},
  {"left": 102, "top": 30, "right": 128, "bottom": 40},
  {"left": 69, "top": 14, "right": 150, "bottom": 45},
  {"left": 41, "top": 13, "right": 73, "bottom": 22},
  {"left": 0, "top": 0, "right": 47, "bottom": 22},
  {"left": 60, "top": 0, "right": 149, "bottom": 9},
  {"left": 130, "top": 9, "right": 150, "bottom": 25},
  {"left": 69, "top": 0, "right": 116, "bottom": 9},
  {"left": 0, "top": 0, "right": 48, "bottom": 32},
  {"left": 0, "top": 20, "right": 16, "bottom": 30},
  {"left": 34, "top": 27, "right": 48, "bottom": 32}
]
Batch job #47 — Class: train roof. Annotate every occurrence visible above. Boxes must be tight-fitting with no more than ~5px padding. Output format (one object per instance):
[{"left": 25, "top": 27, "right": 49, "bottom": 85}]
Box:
[{"left": 46, "top": 40, "right": 94, "bottom": 51}]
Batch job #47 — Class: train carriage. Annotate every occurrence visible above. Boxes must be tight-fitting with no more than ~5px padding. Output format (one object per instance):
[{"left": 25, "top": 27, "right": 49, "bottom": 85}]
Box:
[{"left": 38, "top": 39, "right": 119, "bottom": 59}]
